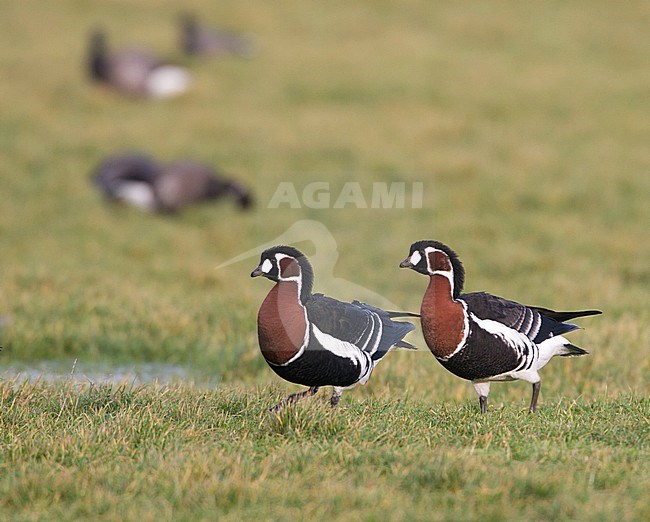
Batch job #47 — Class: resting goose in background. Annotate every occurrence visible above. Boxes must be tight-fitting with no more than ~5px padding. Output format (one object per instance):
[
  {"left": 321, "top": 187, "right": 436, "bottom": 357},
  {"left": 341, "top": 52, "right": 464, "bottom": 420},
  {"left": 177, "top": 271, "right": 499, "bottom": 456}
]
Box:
[
  {"left": 88, "top": 29, "right": 191, "bottom": 99},
  {"left": 400, "top": 240, "right": 601, "bottom": 413},
  {"left": 92, "top": 153, "right": 253, "bottom": 213},
  {"left": 179, "top": 13, "right": 258, "bottom": 58},
  {"left": 252, "top": 246, "right": 417, "bottom": 412}
]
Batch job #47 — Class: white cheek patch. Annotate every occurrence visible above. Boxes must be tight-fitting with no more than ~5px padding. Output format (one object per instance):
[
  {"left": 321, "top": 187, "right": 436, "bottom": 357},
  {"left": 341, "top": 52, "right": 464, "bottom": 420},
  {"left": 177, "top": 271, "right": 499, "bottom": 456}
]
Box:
[
  {"left": 410, "top": 250, "right": 422, "bottom": 266},
  {"left": 261, "top": 259, "right": 273, "bottom": 273}
]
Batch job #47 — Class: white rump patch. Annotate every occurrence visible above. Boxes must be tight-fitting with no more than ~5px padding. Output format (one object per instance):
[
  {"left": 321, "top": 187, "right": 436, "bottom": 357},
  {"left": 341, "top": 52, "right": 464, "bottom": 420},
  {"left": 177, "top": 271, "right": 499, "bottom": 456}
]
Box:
[
  {"left": 114, "top": 181, "right": 156, "bottom": 211},
  {"left": 261, "top": 259, "right": 273, "bottom": 273},
  {"left": 409, "top": 250, "right": 422, "bottom": 266},
  {"left": 470, "top": 313, "right": 548, "bottom": 381},
  {"left": 536, "top": 335, "right": 572, "bottom": 368},
  {"left": 146, "top": 66, "right": 191, "bottom": 98}
]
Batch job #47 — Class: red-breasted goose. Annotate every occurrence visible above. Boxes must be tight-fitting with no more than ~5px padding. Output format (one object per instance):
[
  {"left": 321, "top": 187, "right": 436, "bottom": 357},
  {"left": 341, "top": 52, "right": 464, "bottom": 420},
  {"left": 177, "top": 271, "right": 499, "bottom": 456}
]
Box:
[
  {"left": 252, "top": 245, "right": 417, "bottom": 412},
  {"left": 400, "top": 240, "right": 601, "bottom": 413}
]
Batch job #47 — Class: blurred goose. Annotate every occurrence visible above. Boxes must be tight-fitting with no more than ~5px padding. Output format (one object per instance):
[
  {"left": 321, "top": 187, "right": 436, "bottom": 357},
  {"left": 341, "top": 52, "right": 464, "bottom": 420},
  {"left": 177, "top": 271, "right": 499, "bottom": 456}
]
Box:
[
  {"left": 179, "top": 13, "right": 258, "bottom": 58},
  {"left": 92, "top": 153, "right": 253, "bottom": 213},
  {"left": 88, "top": 29, "right": 191, "bottom": 98}
]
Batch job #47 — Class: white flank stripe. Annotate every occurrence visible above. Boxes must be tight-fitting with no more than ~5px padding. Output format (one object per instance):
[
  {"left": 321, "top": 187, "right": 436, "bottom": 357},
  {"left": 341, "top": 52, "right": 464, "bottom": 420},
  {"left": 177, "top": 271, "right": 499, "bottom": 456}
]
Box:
[
  {"left": 470, "top": 313, "right": 534, "bottom": 357},
  {"left": 370, "top": 317, "right": 384, "bottom": 353},
  {"left": 467, "top": 315, "right": 573, "bottom": 385},
  {"left": 529, "top": 313, "right": 541, "bottom": 339},
  {"left": 357, "top": 313, "right": 383, "bottom": 355},
  {"left": 312, "top": 325, "right": 362, "bottom": 361},
  {"left": 312, "top": 325, "right": 372, "bottom": 382},
  {"left": 357, "top": 315, "right": 375, "bottom": 351},
  {"left": 368, "top": 315, "right": 383, "bottom": 355}
]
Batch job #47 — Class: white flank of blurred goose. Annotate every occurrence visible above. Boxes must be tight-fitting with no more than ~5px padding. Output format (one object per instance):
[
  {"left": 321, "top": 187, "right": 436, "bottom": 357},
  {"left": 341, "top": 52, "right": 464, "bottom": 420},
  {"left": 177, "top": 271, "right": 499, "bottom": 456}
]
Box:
[{"left": 88, "top": 29, "right": 191, "bottom": 99}]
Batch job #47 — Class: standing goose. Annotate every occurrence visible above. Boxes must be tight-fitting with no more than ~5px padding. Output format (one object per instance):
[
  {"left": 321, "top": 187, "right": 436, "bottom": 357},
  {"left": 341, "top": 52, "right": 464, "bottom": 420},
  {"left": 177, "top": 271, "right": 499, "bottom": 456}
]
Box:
[
  {"left": 179, "top": 13, "right": 258, "bottom": 58},
  {"left": 88, "top": 29, "right": 191, "bottom": 98},
  {"left": 252, "top": 246, "right": 417, "bottom": 411},
  {"left": 400, "top": 240, "right": 601, "bottom": 413}
]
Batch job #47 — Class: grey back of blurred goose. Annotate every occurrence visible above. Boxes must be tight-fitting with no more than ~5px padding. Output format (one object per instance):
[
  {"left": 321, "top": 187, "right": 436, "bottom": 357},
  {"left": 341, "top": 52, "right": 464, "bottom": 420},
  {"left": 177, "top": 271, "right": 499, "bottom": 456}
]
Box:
[
  {"left": 89, "top": 30, "right": 191, "bottom": 98},
  {"left": 154, "top": 160, "right": 253, "bottom": 213},
  {"left": 179, "top": 13, "right": 258, "bottom": 58}
]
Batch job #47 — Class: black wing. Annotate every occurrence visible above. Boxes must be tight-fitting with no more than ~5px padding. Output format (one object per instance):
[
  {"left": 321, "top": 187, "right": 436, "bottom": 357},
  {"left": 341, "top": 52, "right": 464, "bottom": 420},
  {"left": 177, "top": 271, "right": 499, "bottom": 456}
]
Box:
[
  {"left": 305, "top": 294, "right": 415, "bottom": 360},
  {"left": 306, "top": 294, "right": 376, "bottom": 343},
  {"left": 351, "top": 301, "right": 417, "bottom": 358},
  {"left": 461, "top": 292, "right": 580, "bottom": 343}
]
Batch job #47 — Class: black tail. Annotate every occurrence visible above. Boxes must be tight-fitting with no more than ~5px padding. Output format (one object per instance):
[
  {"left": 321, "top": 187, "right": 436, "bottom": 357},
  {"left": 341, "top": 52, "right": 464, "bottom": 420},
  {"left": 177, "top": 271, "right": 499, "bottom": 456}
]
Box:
[
  {"left": 371, "top": 319, "right": 416, "bottom": 361},
  {"left": 226, "top": 181, "right": 254, "bottom": 209},
  {"left": 386, "top": 311, "right": 419, "bottom": 350},
  {"left": 531, "top": 307, "right": 602, "bottom": 322},
  {"left": 558, "top": 343, "right": 589, "bottom": 357}
]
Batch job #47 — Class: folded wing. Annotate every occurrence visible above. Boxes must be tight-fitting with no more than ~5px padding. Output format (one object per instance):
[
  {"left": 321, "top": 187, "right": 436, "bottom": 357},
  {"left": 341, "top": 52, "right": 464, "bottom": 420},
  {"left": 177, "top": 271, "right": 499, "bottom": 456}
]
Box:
[{"left": 306, "top": 295, "right": 415, "bottom": 362}]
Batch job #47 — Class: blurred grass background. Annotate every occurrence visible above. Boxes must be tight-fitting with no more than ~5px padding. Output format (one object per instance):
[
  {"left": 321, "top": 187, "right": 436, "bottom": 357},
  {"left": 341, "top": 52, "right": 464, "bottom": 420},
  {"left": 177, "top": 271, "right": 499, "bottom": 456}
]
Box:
[{"left": 0, "top": 1, "right": 649, "bottom": 519}]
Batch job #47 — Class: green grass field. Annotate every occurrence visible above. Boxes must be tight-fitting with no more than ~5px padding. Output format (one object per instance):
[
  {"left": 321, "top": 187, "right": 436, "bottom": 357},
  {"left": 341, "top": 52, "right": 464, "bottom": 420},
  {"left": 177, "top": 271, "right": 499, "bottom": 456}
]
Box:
[{"left": 1, "top": 1, "right": 649, "bottom": 520}]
